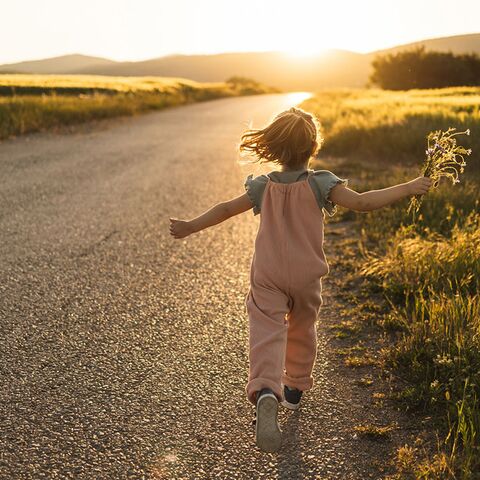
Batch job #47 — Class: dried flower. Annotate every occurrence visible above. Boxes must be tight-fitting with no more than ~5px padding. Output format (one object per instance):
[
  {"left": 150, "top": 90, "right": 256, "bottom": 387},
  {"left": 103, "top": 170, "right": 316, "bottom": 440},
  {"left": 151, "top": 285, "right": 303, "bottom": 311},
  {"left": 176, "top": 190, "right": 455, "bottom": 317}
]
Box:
[
  {"left": 430, "top": 380, "right": 440, "bottom": 389},
  {"left": 407, "top": 127, "right": 472, "bottom": 217}
]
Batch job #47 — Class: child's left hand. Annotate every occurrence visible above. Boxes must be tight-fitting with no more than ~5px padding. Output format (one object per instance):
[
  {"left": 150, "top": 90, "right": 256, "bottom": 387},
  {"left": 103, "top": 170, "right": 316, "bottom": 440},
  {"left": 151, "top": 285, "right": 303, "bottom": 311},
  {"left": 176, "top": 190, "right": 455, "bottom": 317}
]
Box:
[{"left": 169, "top": 218, "right": 195, "bottom": 239}]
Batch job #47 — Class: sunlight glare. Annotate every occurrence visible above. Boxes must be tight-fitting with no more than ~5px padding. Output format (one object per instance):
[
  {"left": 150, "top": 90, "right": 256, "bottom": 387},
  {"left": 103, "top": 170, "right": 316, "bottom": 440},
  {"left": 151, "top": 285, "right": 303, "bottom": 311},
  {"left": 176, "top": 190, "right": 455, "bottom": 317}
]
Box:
[
  {"left": 282, "top": 46, "right": 329, "bottom": 58},
  {"left": 286, "top": 92, "right": 313, "bottom": 104}
]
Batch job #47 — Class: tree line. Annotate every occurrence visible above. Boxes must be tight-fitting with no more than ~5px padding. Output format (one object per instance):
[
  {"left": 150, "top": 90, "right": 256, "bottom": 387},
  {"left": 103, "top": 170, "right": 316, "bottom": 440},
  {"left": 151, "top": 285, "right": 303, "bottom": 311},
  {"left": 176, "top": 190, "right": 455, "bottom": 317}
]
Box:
[{"left": 370, "top": 45, "right": 480, "bottom": 90}]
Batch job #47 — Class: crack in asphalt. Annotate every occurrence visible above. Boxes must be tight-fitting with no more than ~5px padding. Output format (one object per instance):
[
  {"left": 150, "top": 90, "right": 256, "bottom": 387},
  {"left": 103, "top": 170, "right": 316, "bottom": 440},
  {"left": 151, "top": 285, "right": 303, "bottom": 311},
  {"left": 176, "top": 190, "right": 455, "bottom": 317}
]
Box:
[{"left": 76, "top": 230, "right": 120, "bottom": 259}]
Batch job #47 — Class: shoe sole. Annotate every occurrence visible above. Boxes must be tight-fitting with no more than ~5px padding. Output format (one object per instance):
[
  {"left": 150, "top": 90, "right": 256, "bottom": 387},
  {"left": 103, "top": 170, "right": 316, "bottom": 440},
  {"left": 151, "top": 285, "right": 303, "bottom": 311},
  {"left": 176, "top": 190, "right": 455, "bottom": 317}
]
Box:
[
  {"left": 280, "top": 399, "right": 300, "bottom": 410},
  {"left": 255, "top": 393, "right": 282, "bottom": 452}
]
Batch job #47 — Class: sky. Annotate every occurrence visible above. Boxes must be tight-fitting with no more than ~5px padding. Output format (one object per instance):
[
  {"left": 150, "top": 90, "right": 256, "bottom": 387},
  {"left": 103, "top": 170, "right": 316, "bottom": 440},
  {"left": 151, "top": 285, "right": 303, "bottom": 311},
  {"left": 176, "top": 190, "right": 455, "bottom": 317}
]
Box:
[{"left": 1, "top": 0, "right": 479, "bottom": 64}]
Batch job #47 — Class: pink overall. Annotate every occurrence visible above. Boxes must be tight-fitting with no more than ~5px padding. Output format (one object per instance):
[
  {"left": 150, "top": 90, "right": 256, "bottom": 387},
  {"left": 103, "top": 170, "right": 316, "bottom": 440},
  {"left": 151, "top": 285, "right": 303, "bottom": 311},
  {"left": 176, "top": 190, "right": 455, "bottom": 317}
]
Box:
[{"left": 245, "top": 170, "right": 329, "bottom": 405}]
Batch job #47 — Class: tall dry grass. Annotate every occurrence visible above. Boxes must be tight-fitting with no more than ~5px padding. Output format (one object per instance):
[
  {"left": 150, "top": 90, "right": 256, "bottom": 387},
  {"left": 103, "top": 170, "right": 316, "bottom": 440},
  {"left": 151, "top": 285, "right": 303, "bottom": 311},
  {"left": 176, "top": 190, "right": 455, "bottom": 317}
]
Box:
[
  {"left": 0, "top": 74, "right": 278, "bottom": 139},
  {"left": 302, "top": 88, "right": 480, "bottom": 478},
  {"left": 301, "top": 87, "right": 479, "bottom": 172}
]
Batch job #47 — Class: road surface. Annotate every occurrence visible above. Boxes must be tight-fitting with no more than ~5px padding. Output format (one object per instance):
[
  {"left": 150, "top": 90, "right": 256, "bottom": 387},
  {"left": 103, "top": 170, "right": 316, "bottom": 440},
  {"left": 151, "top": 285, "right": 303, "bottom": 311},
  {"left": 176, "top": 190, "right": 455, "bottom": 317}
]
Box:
[{"left": 0, "top": 93, "right": 412, "bottom": 479}]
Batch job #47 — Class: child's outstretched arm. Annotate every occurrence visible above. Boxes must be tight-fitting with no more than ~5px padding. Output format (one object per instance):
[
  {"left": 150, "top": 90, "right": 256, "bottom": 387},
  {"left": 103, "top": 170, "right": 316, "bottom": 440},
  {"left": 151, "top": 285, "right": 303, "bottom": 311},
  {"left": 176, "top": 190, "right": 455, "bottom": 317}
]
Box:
[
  {"left": 169, "top": 193, "right": 253, "bottom": 239},
  {"left": 329, "top": 176, "right": 433, "bottom": 212}
]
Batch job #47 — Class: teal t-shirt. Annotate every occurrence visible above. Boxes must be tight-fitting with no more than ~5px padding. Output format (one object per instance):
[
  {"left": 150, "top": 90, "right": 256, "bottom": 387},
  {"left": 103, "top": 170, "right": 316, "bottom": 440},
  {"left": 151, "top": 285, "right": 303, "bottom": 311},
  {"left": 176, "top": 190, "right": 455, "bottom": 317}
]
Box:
[{"left": 244, "top": 168, "right": 348, "bottom": 217}]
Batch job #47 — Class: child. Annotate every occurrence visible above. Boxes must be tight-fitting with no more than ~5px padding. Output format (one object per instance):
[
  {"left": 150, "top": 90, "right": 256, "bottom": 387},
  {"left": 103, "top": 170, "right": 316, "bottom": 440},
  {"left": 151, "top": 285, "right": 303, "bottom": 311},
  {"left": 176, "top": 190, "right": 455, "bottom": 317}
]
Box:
[{"left": 169, "top": 106, "right": 433, "bottom": 453}]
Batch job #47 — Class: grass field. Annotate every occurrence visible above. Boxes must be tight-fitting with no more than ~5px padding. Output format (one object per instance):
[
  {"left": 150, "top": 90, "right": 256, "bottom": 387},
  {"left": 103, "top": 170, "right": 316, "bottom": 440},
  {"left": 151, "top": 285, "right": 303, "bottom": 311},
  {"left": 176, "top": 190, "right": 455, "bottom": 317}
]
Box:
[
  {"left": 0, "top": 74, "right": 278, "bottom": 140},
  {"left": 301, "top": 87, "right": 479, "bottom": 172},
  {"left": 301, "top": 88, "right": 480, "bottom": 479}
]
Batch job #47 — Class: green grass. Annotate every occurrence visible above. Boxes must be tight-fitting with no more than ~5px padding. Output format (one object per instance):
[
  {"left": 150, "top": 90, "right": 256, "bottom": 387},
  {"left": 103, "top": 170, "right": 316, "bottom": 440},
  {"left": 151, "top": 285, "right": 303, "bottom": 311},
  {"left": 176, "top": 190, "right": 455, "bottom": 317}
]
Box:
[
  {"left": 355, "top": 198, "right": 480, "bottom": 479},
  {"left": 302, "top": 87, "right": 480, "bottom": 478},
  {"left": 353, "top": 422, "right": 397, "bottom": 440},
  {"left": 345, "top": 355, "right": 377, "bottom": 368},
  {"left": 301, "top": 87, "right": 479, "bottom": 172},
  {"left": 0, "top": 74, "right": 279, "bottom": 139}
]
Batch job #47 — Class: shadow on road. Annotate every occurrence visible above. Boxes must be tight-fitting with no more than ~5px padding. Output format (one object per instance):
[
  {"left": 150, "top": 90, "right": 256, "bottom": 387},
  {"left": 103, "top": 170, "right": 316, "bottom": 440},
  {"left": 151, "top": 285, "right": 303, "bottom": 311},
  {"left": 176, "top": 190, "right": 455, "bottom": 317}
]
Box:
[{"left": 277, "top": 411, "right": 308, "bottom": 479}]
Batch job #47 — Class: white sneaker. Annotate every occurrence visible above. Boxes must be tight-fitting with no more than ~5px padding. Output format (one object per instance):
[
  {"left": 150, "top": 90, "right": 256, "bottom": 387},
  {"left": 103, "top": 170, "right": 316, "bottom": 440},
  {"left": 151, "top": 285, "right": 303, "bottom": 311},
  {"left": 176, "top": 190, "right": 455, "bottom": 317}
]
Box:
[{"left": 255, "top": 388, "right": 282, "bottom": 452}]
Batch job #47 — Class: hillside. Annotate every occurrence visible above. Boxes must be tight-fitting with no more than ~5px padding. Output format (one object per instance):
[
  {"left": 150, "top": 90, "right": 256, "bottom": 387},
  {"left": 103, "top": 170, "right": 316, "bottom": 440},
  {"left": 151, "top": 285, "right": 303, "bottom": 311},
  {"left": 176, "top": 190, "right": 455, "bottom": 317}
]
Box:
[
  {"left": 370, "top": 32, "right": 480, "bottom": 57},
  {"left": 1, "top": 33, "right": 478, "bottom": 90},
  {"left": 72, "top": 50, "right": 370, "bottom": 90},
  {"left": 0, "top": 54, "right": 115, "bottom": 75}
]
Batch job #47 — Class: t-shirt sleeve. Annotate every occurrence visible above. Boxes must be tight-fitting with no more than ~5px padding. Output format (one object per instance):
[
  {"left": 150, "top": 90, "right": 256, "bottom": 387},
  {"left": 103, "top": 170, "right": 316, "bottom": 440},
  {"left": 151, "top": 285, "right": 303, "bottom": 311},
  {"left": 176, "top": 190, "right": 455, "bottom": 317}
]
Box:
[
  {"left": 311, "top": 170, "right": 349, "bottom": 217},
  {"left": 244, "top": 174, "right": 268, "bottom": 215}
]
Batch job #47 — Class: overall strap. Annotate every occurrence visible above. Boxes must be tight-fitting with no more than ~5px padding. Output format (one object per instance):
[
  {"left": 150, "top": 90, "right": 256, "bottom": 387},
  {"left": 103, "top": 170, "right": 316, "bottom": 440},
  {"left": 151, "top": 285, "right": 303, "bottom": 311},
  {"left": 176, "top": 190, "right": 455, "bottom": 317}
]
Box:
[{"left": 264, "top": 172, "right": 274, "bottom": 186}]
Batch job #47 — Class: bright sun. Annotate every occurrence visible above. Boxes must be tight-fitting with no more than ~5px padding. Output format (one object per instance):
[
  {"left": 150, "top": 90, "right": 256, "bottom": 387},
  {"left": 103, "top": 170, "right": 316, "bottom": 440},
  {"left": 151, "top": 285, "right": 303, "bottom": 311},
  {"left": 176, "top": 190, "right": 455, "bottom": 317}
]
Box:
[{"left": 282, "top": 46, "right": 330, "bottom": 58}]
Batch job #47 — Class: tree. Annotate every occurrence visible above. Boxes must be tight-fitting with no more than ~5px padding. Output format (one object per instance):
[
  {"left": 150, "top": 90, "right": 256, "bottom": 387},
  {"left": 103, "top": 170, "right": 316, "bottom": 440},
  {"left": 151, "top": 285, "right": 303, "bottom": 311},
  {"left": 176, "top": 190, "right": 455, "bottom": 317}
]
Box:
[{"left": 369, "top": 45, "right": 480, "bottom": 90}]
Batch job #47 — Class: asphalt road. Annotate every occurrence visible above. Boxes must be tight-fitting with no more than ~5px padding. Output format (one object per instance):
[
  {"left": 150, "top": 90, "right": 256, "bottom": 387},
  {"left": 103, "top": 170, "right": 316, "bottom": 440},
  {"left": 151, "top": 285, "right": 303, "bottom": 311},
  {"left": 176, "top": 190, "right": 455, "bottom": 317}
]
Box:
[{"left": 1, "top": 93, "right": 399, "bottom": 479}]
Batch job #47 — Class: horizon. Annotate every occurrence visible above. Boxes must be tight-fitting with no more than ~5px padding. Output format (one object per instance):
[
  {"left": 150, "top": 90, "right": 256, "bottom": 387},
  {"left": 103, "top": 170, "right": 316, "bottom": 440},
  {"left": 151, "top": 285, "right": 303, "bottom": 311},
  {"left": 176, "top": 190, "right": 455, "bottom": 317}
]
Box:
[
  {"left": 1, "top": 0, "right": 480, "bottom": 65},
  {"left": 3, "top": 30, "right": 480, "bottom": 66}
]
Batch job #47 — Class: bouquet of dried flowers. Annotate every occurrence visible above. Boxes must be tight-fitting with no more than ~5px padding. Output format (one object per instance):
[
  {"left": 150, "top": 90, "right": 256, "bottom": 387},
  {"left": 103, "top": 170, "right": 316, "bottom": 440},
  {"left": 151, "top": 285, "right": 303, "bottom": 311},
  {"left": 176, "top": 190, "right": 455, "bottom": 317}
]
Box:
[{"left": 407, "top": 127, "right": 472, "bottom": 217}]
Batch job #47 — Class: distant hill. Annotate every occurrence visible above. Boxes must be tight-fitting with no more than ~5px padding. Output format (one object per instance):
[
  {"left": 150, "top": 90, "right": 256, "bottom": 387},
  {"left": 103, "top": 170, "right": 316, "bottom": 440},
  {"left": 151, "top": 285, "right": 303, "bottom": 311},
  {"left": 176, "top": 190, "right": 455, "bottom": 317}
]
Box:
[
  {"left": 0, "top": 54, "right": 115, "bottom": 74},
  {"left": 71, "top": 50, "right": 370, "bottom": 91},
  {"left": 1, "top": 33, "right": 479, "bottom": 90},
  {"left": 370, "top": 32, "right": 480, "bottom": 57}
]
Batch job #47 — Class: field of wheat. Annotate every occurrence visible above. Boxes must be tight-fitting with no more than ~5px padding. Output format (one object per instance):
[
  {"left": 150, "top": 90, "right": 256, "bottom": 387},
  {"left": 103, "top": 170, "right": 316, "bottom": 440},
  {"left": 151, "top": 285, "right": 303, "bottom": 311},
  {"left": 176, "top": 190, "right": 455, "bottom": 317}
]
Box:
[{"left": 0, "top": 74, "right": 276, "bottom": 139}]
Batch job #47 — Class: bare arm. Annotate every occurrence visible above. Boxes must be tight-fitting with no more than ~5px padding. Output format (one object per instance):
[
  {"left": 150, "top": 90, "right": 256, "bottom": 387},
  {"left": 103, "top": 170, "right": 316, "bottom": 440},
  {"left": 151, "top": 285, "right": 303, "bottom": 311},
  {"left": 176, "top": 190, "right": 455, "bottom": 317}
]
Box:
[
  {"left": 329, "top": 177, "right": 433, "bottom": 212},
  {"left": 169, "top": 192, "right": 253, "bottom": 238}
]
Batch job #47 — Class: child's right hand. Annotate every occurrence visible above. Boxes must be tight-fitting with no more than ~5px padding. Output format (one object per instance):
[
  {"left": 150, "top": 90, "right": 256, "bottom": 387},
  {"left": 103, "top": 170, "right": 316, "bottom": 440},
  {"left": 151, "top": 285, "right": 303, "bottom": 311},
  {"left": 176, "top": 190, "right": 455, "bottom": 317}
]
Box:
[
  {"left": 169, "top": 218, "right": 195, "bottom": 239},
  {"left": 405, "top": 176, "right": 434, "bottom": 195}
]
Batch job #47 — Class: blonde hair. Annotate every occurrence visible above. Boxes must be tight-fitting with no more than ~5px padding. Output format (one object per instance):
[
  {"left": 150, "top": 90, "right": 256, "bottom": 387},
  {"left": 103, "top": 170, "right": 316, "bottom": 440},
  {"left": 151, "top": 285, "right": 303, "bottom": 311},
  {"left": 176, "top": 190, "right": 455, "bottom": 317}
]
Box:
[{"left": 237, "top": 107, "right": 323, "bottom": 170}]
